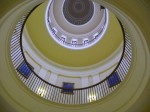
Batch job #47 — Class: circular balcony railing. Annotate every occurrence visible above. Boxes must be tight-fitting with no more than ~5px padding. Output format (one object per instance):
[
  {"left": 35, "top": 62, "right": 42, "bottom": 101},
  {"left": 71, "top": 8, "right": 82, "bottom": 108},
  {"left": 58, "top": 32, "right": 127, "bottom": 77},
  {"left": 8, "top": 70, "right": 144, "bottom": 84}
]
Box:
[{"left": 10, "top": 5, "right": 132, "bottom": 104}]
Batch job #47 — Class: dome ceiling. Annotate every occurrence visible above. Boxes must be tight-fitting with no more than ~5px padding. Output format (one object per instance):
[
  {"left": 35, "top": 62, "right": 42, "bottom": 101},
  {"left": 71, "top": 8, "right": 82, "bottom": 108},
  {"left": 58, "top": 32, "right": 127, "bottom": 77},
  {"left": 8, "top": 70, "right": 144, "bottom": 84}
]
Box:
[
  {"left": 25, "top": 0, "right": 123, "bottom": 67},
  {"left": 46, "top": 0, "right": 109, "bottom": 50},
  {"left": 63, "top": 0, "right": 94, "bottom": 25}
]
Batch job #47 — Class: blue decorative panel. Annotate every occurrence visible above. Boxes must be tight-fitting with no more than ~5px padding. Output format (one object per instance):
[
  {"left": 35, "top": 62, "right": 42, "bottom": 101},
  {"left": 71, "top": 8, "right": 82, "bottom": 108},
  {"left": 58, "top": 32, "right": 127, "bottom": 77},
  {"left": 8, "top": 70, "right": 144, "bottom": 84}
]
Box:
[
  {"left": 17, "top": 61, "right": 32, "bottom": 78},
  {"left": 62, "top": 82, "right": 74, "bottom": 94},
  {"left": 107, "top": 72, "right": 121, "bottom": 87}
]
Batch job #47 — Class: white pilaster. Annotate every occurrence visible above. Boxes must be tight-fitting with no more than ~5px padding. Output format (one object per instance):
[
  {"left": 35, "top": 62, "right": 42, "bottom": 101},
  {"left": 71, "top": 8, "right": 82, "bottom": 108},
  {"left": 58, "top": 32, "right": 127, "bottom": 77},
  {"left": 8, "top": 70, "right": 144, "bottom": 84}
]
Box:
[
  {"left": 38, "top": 68, "right": 47, "bottom": 79},
  {"left": 49, "top": 72, "right": 58, "bottom": 85},
  {"left": 81, "top": 77, "right": 89, "bottom": 88},
  {"left": 92, "top": 74, "right": 100, "bottom": 84}
]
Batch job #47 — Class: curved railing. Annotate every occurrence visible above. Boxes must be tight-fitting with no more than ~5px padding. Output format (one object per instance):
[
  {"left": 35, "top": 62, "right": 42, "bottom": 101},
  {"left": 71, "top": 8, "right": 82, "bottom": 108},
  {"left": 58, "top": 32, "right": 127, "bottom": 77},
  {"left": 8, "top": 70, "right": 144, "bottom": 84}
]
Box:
[{"left": 10, "top": 5, "right": 132, "bottom": 104}]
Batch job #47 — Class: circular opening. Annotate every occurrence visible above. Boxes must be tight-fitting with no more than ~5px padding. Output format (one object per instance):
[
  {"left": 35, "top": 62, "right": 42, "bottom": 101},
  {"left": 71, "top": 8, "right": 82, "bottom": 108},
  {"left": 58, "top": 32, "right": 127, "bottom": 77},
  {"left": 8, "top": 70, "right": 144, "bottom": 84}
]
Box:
[
  {"left": 46, "top": 0, "right": 110, "bottom": 50},
  {"left": 73, "top": 1, "right": 85, "bottom": 13},
  {"left": 63, "top": 0, "right": 94, "bottom": 25}
]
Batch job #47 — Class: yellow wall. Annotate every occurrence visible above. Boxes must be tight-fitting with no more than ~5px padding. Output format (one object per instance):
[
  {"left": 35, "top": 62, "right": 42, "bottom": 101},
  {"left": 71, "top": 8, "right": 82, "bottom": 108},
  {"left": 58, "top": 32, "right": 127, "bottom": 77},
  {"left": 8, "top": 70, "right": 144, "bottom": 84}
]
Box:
[
  {"left": 26, "top": 1, "right": 123, "bottom": 67},
  {"left": 104, "top": 0, "right": 150, "bottom": 111},
  {"left": 0, "top": 0, "right": 22, "bottom": 18},
  {"left": 0, "top": 0, "right": 150, "bottom": 112}
]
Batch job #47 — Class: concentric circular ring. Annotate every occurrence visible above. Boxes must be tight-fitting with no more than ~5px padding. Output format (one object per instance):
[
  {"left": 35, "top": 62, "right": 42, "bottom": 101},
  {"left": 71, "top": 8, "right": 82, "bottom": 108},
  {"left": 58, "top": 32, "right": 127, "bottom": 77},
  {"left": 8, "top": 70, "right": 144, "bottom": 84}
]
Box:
[
  {"left": 63, "top": 0, "right": 94, "bottom": 25},
  {"left": 46, "top": 0, "right": 109, "bottom": 50}
]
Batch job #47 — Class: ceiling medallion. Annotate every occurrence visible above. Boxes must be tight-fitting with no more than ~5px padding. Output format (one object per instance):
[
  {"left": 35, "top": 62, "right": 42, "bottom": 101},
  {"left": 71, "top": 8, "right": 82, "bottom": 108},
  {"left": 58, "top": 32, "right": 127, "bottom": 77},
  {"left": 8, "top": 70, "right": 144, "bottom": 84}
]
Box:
[{"left": 63, "top": 0, "right": 94, "bottom": 25}]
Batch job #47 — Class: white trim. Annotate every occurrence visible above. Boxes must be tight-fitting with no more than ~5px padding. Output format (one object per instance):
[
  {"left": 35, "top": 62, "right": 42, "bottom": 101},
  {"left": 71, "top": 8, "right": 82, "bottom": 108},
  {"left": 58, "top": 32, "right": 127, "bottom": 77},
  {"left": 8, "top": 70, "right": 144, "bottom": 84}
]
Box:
[
  {"left": 23, "top": 26, "right": 123, "bottom": 77},
  {"left": 45, "top": 0, "right": 110, "bottom": 50}
]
